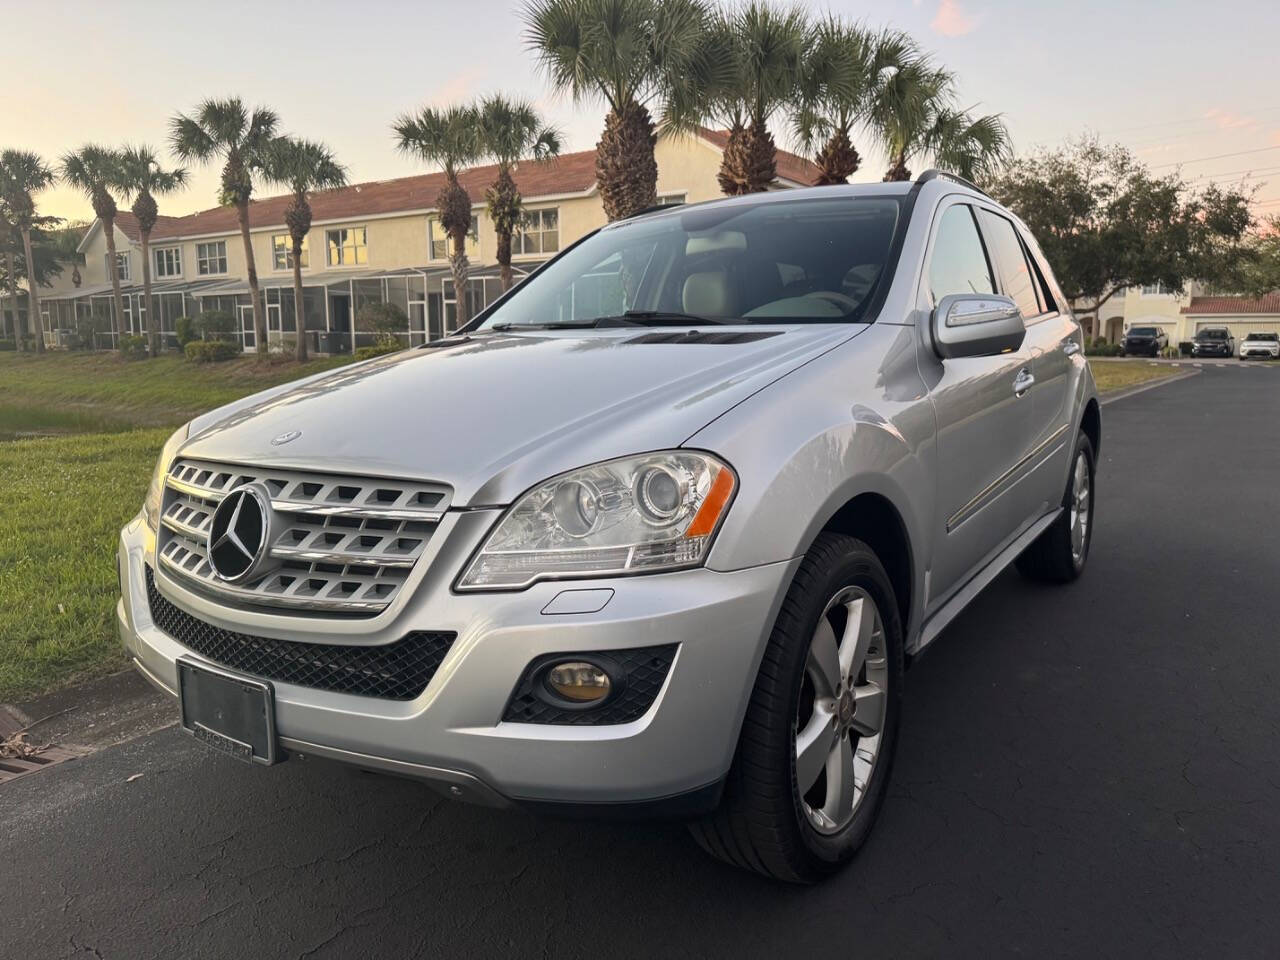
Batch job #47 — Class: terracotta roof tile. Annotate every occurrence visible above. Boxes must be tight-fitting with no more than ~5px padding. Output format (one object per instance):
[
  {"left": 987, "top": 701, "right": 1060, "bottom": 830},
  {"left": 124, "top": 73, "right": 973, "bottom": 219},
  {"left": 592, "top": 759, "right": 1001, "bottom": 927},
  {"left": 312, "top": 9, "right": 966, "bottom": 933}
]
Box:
[{"left": 1182, "top": 292, "right": 1280, "bottom": 315}]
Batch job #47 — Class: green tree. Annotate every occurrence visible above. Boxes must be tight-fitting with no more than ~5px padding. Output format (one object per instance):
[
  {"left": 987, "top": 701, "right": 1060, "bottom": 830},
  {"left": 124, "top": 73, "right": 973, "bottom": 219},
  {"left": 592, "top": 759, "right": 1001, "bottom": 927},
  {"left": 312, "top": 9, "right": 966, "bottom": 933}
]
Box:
[
  {"left": 867, "top": 56, "right": 953, "bottom": 182},
  {"left": 170, "top": 98, "right": 279, "bottom": 356},
  {"left": 356, "top": 301, "right": 409, "bottom": 346},
  {"left": 261, "top": 137, "right": 347, "bottom": 361},
  {"left": 708, "top": 3, "right": 808, "bottom": 195},
  {"left": 477, "top": 95, "right": 562, "bottom": 292},
  {"left": 60, "top": 146, "right": 129, "bottom": 344},
  {"left": 1237, "top": 215, "right": 1280, "bottom": 296},
  {"left": 1, "top": 150, "right": 58, "bottom": 353},
  {"left": 394, "top": 104, "right": 482, "bottom": 327},
  {"left": 522, "top": 0, "right": 726, "bottom": 220},
  {"left": 929, "top": 109, "right": 1012, "bottom": 185},
  {"left": 118, "top": 146, "right": 188, "bottom": 357},
  {"left": 988, "top": 137, "right": 1256, "bottom": 321}
]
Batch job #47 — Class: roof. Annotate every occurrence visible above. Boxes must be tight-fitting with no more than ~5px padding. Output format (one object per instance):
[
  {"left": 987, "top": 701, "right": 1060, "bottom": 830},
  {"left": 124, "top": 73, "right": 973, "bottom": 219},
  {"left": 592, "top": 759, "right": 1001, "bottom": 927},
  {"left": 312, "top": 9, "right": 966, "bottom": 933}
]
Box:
[
  {"left": 79, "top": 130, "right": 822, "bottom": 247},
  {"left": 694, "top": 128, "right": 820, "bottom": 186},
  {"left": 1182, "top": 292, "right": 1280, "bottom": 315}
]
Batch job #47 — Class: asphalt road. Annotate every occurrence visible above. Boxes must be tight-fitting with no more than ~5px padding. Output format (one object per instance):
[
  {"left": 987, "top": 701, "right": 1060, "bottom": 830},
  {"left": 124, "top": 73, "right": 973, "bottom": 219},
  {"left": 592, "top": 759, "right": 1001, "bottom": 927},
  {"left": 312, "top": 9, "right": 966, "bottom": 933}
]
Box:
[{"left": 5, "top": 364, "right": 1279, "bottom": 960}]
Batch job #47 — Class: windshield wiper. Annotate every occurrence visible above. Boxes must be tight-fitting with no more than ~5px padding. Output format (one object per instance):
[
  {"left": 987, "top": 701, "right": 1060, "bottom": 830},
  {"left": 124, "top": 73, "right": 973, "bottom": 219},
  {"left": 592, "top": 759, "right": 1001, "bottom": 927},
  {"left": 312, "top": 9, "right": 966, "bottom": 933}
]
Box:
[
  {"left": 606, "top": 310, "right": 733, "bottom": 326},
  {"left": 487, "top": 319, "right": 635, "bottom": 331}
]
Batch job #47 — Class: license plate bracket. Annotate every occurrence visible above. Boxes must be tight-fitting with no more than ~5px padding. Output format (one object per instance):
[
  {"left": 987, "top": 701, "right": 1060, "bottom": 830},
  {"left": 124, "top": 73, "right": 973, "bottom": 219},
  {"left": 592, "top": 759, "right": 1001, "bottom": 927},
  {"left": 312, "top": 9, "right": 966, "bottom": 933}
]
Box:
[{"left": 177, "top": 657, "right": 278, "bottom": 765}]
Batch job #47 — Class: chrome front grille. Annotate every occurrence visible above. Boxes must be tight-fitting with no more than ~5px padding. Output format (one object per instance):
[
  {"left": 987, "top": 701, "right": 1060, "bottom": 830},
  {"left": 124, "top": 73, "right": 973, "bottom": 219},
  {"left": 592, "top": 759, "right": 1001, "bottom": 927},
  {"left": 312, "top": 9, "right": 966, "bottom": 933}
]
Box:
[{"left": 156, "top": 458, "right": 451, "bottom": 615}]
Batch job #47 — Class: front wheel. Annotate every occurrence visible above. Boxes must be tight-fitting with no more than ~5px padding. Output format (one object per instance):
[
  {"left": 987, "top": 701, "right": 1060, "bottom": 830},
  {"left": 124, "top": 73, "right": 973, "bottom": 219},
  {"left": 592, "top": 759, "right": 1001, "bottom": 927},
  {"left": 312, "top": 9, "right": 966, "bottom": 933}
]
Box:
[
  {"left": 689, "top": 532, "right": 904, "bottom": 883},
  {"left": 1016, "top": 432, "right": 1095, "bottom": 582}
]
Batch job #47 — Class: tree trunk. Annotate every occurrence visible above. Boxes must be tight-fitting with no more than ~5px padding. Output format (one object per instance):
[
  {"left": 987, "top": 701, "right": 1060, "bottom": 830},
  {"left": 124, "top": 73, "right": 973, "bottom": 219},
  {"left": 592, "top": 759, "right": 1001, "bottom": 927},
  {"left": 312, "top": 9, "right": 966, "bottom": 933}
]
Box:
[
  {"left": 718, "top": 120, "right": 777, "bottom": 196},
  {"left": 486, "top": 167, "right": 520, "bottom": 292},
  {"left": 596, "top": 100, "right": 658, "bottom": 220},
  {"left": 292, "top": 237, "right": 308, "bottom": 363},
  {"left": 102, "top": 217, "right": 126, "bottom": 345},
  {"left": 21, "top": 228, "right": 45, "bottom": 353},
  {"left": 814, "top": 128, "right": 861, "bottom": 185},
  {"left": 883, "top": 152, "right": 911, "bottom": 182},
  {"left": 5, "top": 250, "right": 22, "bottom": 352},
  {"left": 141, "top": 230, "right": 158, "bottom": 357},
  {"left": 237, "top": 200, "right": 267, "bottom": 356},
  {"left": 449, "top": 242, "right": 470, "bottom": 330}
]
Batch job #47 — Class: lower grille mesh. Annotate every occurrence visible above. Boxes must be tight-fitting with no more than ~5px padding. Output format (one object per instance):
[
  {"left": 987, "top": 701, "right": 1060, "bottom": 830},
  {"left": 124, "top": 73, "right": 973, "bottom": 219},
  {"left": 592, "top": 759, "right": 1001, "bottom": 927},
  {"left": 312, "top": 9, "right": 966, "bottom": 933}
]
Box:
[{"left": 146, "top": 568, "right": 454, "bottom": 701}]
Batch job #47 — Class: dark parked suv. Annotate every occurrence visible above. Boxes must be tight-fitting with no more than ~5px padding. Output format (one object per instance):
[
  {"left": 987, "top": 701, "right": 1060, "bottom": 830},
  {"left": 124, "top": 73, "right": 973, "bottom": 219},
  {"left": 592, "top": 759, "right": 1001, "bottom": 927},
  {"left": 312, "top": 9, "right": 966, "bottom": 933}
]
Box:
[
  {"left": 1192, "top": 327, "right": 1235, "bottom": 358},
  {"left": 1122, "top": 326, "right": 1168, "bottom": 357}
]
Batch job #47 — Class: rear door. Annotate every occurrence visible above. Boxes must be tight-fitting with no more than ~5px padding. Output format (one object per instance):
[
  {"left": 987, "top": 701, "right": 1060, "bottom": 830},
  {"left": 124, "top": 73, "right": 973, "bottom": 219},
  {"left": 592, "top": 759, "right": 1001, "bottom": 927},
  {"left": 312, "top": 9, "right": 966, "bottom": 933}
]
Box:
[
  {"left": 976, "top": 206, "right": 1077, "bottom": 518},
  {"left": 919, "top": 199, "right": 1037, "bottom": 607}
]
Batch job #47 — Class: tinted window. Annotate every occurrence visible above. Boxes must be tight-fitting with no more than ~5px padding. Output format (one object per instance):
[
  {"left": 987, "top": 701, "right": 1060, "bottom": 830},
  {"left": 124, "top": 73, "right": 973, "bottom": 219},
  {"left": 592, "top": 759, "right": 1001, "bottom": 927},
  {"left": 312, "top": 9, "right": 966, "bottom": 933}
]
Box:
[
  {"left": 977, "top": 209, "right": 1042, "bottom": 319},
  {"left": 1129, "top": 327, "right": 1158, "bottom": 336},
  {"left": 1245, "top": 332, "right": 1277, "bottom": 341},
  {"left": 928, "top": 205, "right": 994, "bottom": 304},
  {"left": 478, "top": 197, "right": 902, "bottom": 327},
  {"left": 1199, "top": 329, "right": 1228, "bottom": 340}
]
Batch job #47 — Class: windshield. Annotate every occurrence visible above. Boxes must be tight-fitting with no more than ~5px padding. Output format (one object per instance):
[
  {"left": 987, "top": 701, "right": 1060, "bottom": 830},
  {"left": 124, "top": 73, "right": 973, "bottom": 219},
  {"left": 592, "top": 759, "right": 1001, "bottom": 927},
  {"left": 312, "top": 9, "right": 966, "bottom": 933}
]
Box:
[
  {"left": 1199, "top": 329, "right": 1228, "bottom": 340},
  {"left": 1245, "top": 332, "right": 1278, "bottom": 341},
  {"left": 1129, "top": 327, "right": 1158, "bottom": 336},
  {"left": 476, "top": 196, "right": 902, "bottom": 329}
]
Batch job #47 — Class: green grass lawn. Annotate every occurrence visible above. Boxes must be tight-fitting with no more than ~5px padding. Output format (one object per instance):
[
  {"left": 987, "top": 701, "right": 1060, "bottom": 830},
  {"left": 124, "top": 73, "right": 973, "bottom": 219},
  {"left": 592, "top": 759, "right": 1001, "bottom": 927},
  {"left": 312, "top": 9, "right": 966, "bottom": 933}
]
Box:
[
  {"left": 1089, "top": 358, "right": 1185, "bottom": 394},
  {"left": 0, "top": 349, "right": 359, "bottom": 701}
]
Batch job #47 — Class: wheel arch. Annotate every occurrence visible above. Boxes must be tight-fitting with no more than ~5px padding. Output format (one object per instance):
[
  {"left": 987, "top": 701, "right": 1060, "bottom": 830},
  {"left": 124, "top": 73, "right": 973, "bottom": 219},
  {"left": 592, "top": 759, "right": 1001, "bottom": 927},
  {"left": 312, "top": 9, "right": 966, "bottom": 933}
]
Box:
[
  {"left": 815, "top": 491, "right": 914, "bottom": 641},
  {"left": 1080, "top": 396, "right": 1101, "bottom": 457}
]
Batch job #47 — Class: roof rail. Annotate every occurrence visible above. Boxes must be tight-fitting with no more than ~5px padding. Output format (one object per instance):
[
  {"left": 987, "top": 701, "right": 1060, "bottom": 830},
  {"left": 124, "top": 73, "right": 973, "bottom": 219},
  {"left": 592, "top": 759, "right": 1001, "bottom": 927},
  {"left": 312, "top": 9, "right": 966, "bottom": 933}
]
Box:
[
  {"left": 622, "top": 201, "right": 685, "bottom": 220},
  {"left": 915, "top": 169, "right": 991, "bottom": 199}
]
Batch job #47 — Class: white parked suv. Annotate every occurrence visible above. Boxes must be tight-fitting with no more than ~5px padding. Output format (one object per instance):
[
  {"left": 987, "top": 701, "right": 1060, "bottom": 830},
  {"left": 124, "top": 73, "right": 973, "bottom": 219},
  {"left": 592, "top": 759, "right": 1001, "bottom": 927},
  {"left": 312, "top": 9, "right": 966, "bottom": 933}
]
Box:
[
  {"left": 119, "top": 172, "right": 1100, "bottom": 881},
  {"left": 1239, "top": 332, "right": 1279, "bottom": 360}
]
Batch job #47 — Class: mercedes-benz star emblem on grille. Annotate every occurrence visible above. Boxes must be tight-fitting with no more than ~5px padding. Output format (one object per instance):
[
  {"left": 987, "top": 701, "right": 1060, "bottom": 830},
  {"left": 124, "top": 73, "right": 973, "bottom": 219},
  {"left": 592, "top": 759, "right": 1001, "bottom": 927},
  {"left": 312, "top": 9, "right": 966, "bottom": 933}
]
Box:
[
  {"left": 207, "top": 485, "right": 273, "bottom": 582},
  {"left": 271, "top": 430, "right": 302, "bottom": 446}
]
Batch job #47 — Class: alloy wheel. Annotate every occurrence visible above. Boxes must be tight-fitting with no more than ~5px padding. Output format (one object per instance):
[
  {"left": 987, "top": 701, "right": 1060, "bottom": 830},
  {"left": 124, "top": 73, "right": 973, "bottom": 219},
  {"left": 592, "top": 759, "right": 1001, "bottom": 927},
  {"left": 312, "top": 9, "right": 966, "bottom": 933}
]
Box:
[
  {"left": 1069, "top": 450, "right": 1091, "bottom": 564},
  {"left": 795, "top": 586, "right": 888, "bottom": 834}
]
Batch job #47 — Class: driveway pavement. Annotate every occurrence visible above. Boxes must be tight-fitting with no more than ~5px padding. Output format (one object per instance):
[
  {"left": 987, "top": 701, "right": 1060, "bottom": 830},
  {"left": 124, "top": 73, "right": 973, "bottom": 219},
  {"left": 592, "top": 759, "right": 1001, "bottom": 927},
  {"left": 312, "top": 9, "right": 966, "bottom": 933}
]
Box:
[{"left": 4, "top": 365, "right": 1279, "bottom": 960}]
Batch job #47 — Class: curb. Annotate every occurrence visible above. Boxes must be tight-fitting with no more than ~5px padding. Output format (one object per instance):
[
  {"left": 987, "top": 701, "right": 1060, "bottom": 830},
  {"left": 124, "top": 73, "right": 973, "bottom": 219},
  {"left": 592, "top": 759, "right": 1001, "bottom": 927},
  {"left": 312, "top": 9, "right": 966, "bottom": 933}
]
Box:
[{"left": 1100, "top": 368, "right": 1200, "bottom": 406}]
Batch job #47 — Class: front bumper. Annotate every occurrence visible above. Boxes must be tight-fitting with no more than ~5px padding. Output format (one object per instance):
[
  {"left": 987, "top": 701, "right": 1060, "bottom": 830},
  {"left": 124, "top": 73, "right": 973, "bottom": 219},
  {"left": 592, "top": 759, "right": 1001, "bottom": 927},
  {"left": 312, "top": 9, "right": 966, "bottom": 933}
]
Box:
[
  {"left": 118, "top": 512, "right": 796, "bottom": 810},
  {"left": 1240, "top": 348, "right": 1279, "bottom": 359}
]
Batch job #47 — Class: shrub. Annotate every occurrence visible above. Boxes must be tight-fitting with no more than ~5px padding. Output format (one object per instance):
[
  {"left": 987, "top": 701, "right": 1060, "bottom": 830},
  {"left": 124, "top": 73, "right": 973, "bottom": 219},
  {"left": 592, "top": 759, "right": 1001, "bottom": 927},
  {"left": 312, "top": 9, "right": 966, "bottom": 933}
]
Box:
[
  {"left": 356, "top": 301, "right": 409, "bottom": 347},
  {"left": 0, "top": 339, "right": 14, "bottom": 351},
  {"left": 119, "top": 335, "right": 149, "bottom": 358},
  {"left": 175, "top": 316, "right": 200, "bottom": 347},
  {"left": 354, "top": 342, "right": 402, "bottom": 361},
  {"left": 195, "top": 309, "right": 237, "bottom": 341},
  {"left": 184, "top": 339, "right": 240, "bottom": 363}
]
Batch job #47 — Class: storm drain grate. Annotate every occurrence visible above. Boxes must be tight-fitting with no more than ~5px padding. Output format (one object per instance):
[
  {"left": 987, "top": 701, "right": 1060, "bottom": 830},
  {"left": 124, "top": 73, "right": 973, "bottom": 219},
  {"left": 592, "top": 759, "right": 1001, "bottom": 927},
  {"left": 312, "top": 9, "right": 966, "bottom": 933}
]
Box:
[{"left": 0, "top": 745, "right": 80, "bottom": 785}]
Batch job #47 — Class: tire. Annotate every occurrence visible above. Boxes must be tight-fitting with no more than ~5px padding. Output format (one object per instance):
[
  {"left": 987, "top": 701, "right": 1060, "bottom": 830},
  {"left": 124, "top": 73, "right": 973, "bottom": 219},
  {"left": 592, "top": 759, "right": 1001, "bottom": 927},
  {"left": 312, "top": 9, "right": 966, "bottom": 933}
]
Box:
[
  {"left": 689, "top": 532, "right": 904, "bottom": 883},
  {"left": 1016, "top": 431, "right": 1095, "bottom": 583}
]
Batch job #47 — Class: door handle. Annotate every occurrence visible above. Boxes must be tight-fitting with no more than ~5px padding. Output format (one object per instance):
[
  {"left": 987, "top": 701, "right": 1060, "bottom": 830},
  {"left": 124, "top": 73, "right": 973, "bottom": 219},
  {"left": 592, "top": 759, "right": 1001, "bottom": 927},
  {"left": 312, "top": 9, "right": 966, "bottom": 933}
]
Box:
[
  {"left": 1013, "top": 368, "right": 1035, "bottom": 397},
  {"left": 1063, "top": 340, "right": 1081, "bottom": 356}
]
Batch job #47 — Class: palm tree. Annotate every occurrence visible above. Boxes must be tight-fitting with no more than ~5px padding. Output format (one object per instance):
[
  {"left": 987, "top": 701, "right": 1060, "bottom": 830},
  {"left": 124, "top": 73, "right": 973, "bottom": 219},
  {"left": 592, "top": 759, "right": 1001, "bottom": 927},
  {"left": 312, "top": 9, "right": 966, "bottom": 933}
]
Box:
[
  {"left": 394, "top": 104, "right": 482, "bottom": 327},
  {"left": 170, "top": 98, "right": 278, "bottom": 356},
  {"left": 522, "top": 0, "right": 726, "bottom": 220},
  {"left": 61, "top": 146, "right": 128, "bottom": 344},
  {"left": 2, "top": 150, "right": 58, "bottom": 353},
  {"left": 0, "top": 183, "right": 22, "bottom": 350},
  {"left": 868, "top": 57, "right": 954, "bottom": 182},
  {"left": 261, "top": 137, "right": 347, "bottom": 361},
  {"left": 929, "top": 109, "right": 1012, "bottom": 185},
  {"left": 796, "top": 23, "right": 914, "bottom": 186},
  {"left": 118, "top": 146, "right": 187, "bottom": 357},
  {"left": 477, "top": 95, "right": 562, "bottom": 292},
  {"left": 709, "top": 3, "right": 808, "bottom": 196}
]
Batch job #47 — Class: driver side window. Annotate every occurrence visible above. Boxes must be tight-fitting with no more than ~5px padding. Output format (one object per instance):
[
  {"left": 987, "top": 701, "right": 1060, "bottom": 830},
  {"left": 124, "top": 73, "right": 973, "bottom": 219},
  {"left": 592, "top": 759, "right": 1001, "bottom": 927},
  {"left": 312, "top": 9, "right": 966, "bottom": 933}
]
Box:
[{"left": 928, "top": 204, "right": 995, "bottom": 305}]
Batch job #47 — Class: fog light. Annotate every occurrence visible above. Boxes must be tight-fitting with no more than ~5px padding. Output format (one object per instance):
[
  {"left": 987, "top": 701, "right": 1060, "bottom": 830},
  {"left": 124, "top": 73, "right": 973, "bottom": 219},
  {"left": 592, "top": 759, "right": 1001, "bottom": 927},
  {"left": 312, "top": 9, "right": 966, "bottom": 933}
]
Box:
[{"left": 544, "top": 661, "right": 612, "bottom": 703}]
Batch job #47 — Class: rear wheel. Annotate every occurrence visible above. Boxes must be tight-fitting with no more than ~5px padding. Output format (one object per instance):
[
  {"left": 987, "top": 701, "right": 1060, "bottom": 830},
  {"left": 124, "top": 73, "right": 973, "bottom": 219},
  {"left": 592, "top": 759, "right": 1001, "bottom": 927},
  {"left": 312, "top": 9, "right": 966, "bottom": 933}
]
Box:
[
  {"left": 689, "top": 533, "right": 903, "bottom": 883},
  {"left": 1016, "top": 432, "right": 1095, "bottom": 583}
]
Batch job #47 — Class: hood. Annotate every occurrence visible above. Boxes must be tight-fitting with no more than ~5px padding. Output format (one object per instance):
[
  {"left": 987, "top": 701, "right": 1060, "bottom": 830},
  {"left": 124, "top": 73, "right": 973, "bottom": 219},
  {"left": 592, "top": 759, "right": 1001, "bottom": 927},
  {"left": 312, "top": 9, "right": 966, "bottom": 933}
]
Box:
[{"left": 180, "top": 326, "right": 860, "bottom": 506}]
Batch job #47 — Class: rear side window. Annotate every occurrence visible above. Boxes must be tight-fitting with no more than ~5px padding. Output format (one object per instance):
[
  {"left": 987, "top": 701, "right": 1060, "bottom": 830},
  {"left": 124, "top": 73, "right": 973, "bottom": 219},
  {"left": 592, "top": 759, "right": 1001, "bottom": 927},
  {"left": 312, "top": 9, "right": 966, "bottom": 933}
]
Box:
[
  {"left": 977, "top": 209, "right": 1042, "bottom": 319},
  {"left": 928, "top": 204, "right": 995, "bottom": 304}
]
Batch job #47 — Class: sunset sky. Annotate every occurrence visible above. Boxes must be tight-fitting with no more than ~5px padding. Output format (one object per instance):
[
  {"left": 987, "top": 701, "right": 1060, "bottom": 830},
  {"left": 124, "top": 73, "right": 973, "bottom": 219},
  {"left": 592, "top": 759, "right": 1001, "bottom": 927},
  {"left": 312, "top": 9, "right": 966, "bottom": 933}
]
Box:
[{"left": 5, "top": 0, "right": 1278, "bottom": 223}]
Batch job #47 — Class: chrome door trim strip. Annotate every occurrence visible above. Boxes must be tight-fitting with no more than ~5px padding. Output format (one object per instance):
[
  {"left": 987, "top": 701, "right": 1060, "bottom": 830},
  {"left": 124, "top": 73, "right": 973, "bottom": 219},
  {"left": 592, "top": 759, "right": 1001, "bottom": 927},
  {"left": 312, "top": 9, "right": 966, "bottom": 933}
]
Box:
[{"left": 946, "top": 422, "right": 1070, "bottom": 532}]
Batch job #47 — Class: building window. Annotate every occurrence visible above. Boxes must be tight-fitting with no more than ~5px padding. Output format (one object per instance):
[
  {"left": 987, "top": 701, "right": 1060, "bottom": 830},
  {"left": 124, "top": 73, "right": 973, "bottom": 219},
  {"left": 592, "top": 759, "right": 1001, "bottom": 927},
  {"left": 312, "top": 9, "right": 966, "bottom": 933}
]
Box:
[
  {"left": 272, "top": 234, "right": 308, "bottom": 270},
  {"left": 106, "top": 252, "right": 130, "bottom": 281},
  {"left": 656, "top": 193, "right": 686, "bottom": 207},
  {"left": 1141, "top": 282, "right": 1167, "bottom": 296},
  {"left": 429, "top": 216, "right": 478, "bottom": 261},
  {"left": 515, "top": 208, "right": 559, "bottom": 256},
  {"left": 326, "top": 227, "right": 367, "bottom": 266},
  {"left": 153, "top": 246, "right": 182, "bottom": 278},
  {"left": 196, "top": 241, "right": 227, "bottom": 275}
]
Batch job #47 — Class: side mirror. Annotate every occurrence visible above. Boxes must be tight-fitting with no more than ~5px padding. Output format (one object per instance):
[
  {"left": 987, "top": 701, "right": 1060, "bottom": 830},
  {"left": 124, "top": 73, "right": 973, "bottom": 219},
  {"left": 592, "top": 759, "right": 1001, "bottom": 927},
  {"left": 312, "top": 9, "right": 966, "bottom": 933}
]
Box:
[{"left": 930, "top": 294, "right": 1026, "bottom": 360}]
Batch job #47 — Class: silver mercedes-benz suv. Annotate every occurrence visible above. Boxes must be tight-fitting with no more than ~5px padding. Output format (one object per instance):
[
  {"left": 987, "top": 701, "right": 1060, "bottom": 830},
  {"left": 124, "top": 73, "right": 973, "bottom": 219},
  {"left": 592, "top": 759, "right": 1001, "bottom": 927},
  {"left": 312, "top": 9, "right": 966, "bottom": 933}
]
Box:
[{"left": 118, "top": 172, "right": 1100, "bottom": 882}]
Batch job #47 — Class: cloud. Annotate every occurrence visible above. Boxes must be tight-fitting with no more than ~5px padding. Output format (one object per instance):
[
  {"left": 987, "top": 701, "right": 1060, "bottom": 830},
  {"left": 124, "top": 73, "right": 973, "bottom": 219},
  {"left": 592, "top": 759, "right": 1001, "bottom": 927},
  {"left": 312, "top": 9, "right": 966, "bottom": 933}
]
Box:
[
  {"left": 931, "top": 0, "right": 978, "bottom": 36},
  {"left": 1204, "top": 108, "right": 1257, "bottom": 131}
]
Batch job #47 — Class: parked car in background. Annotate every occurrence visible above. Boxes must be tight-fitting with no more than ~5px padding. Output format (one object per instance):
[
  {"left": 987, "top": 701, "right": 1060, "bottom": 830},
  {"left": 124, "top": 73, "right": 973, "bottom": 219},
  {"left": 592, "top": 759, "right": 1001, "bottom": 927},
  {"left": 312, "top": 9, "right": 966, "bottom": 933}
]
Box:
[
  {"left": 1122, "top": 326, "right": 1168, "bottom": 357},
  {"left": 1192, "top": 327, "right": 1236, "bottom": 358},
  {"left": 1239, "top": 331, "right": 1279, "bottom": 360},
  {"left": 118, "top": 174, "right": 1100, "bottom": 882}
]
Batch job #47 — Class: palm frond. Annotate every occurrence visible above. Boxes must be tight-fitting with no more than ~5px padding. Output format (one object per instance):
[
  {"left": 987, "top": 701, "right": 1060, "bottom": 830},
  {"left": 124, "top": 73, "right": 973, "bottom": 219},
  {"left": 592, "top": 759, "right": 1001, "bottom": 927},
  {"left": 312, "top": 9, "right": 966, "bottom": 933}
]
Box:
[
  {"left": 393, "top": 104, "right": 482, "bottom": 176},
  {"left": 478, "top": 94, "right": 563, "bottom": 168},
  {"left": 119, "top": 145, "right": 188, "bottom": 200}
]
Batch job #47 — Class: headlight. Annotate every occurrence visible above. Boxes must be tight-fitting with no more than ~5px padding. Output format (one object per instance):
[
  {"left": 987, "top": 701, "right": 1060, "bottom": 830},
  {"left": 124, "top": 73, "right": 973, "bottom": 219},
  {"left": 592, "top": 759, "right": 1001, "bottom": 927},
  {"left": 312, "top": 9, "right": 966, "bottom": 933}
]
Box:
[
  {"left": 143, "top": 423, "right": 190, "bottom": 530},
  {"left": 457, "top": 451, "right": 736, "bottom": 590}
]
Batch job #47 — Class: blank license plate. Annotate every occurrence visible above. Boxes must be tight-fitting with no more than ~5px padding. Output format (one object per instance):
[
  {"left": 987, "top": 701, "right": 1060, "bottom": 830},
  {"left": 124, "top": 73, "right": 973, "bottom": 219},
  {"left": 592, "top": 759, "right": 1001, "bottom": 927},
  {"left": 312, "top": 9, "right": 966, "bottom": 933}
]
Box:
[{"left": 177, "top": 658, "right": 278, "bottom": 765}]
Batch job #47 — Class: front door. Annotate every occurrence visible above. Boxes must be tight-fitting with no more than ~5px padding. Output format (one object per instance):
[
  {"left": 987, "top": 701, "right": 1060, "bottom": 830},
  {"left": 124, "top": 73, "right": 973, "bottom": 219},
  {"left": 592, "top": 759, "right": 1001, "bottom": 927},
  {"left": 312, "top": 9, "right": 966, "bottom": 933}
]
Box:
[
  {"left": 919, "top": 199, "right": 1037, "bottom": 610},
  {"left": 238, "top": 305, "right": 255, "bottom": 350}
]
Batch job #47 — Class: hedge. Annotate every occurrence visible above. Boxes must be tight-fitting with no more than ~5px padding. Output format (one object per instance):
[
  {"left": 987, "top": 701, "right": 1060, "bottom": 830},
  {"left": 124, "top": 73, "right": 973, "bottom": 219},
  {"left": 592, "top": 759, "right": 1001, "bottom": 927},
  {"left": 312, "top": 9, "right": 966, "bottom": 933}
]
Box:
[{"left": 184, "top": 340, "right": 240, "bottom": 363}]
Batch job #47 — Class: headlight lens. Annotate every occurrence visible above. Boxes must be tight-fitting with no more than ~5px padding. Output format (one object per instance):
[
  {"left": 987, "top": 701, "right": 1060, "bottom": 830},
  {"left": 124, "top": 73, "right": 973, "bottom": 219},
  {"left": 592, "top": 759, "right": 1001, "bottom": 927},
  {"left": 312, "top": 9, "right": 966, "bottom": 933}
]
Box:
[
  {"left": 143, "top": 423, "right": 190, "bottom": 530},
  {"left": 457, "top": 451, "right": 736, "bottom": 590}
]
